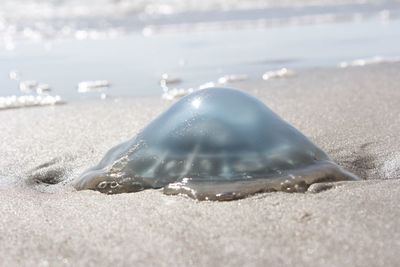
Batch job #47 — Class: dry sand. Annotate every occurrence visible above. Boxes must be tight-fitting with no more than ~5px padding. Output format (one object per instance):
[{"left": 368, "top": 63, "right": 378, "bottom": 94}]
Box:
[{"left": 0, "top": 63, "right": 399, "bottom": 267}]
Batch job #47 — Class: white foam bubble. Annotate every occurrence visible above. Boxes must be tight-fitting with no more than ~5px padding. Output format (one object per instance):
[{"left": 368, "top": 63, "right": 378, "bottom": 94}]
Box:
[
  {"left": 0, "top": 95, "right": 64, "bottom": 110},
  {"left": 262, "top": 68, "right": 295, "bottom": 80},
  {"left": 338, "top": 56, "right": 400, "bottom": 68},
  {"left": 160, "top": 73, "right": 182, "bottom": 88},
  {"left": 19, "top": 80, "right": 38, "bottom": 93},
  {"left": 77, "top": 80, "right": 111, "bottom": 93},
  {"left": 218, "top": 74, "right": 248, "bottom": 84},
  {"left": 9, "top": 70, "right": 21, "bottom": 81},
  {"left": 162, "top": 88, "right": 195, "bottom": 101},
  {"left": 161, "top": 74, "right": 250, "bottom": 101}
]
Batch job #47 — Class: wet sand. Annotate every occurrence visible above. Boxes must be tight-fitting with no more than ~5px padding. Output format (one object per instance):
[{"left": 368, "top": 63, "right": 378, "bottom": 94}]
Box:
[{"left": 0, "top": 63, "right": 399, "bottom": 266}]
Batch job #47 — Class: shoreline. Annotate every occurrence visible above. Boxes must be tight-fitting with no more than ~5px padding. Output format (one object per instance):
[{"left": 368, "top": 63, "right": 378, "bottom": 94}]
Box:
[{"left": 2, "top": 15, "right": 400, "bottom": 102}]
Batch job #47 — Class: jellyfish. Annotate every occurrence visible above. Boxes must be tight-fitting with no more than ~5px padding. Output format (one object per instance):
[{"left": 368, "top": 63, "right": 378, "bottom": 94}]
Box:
[{"left": 74, "top": 87, "right": 359, "bottom": 200}]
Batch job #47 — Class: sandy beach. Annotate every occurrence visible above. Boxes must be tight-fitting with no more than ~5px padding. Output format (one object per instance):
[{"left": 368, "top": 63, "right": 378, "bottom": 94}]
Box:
[{"left": 0, "top": 62, "right": 399, "bottom": 266}]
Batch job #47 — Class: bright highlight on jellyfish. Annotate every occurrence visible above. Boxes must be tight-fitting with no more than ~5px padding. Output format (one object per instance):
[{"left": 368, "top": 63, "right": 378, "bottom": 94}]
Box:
[{"left": 74, "top": 88, "right": 359, "bottom": 200}]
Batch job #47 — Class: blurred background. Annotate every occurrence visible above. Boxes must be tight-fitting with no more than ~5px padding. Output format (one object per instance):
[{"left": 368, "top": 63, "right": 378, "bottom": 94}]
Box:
[{"left": 0, "top": 0, "right": 399, "bottom": 106}]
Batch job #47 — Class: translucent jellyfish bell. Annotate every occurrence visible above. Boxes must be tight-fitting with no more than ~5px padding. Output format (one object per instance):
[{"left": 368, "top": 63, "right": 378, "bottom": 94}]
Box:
[{"left": 74, "top": 88, "right": 359, "bottom": 200}]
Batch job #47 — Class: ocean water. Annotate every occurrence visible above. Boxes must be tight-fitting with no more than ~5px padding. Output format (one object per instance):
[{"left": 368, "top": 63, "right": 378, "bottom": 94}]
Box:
[{"left": 0, "top": 0, "right": 400, "bottom": 105}]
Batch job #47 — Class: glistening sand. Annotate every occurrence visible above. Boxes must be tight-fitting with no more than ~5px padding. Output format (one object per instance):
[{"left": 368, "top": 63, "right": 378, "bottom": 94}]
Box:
[{"left": 0, "top": 63, "right": 399, "bottom": 266}]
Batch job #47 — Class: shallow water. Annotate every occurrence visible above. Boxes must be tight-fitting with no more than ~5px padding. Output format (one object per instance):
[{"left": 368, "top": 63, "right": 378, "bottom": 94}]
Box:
[{"left": 0, "top": 2, "right": 400, "bottom": 103}]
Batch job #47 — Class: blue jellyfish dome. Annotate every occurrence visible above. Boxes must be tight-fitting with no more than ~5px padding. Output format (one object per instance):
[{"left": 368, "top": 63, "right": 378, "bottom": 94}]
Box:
[{"left": 74, "top": 88, "right": 358, "bottom": 200}]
